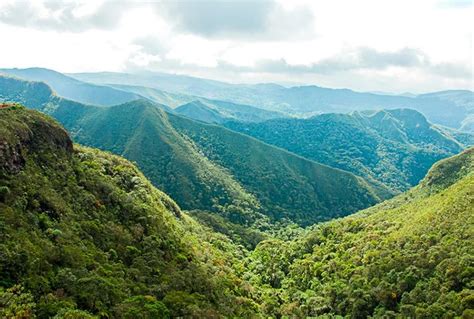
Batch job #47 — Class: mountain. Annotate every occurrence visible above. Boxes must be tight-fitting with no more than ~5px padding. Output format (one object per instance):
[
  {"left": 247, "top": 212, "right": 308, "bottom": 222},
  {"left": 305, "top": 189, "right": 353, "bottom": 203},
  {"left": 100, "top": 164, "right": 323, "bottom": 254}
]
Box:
[
  {"left": 0, "top": 68, "right": 139, "bottom": 106},
  {"left": 104, "top": 83, "right": 287, "bottom": 123},
  {"left": 0, "top": 75, "right": 388, "bottom": 230},
  {"left": 418, "top": 90, "right": 474, "bottom": 112},
  {"left": 70, "top": 71, "right": 470, "bottom": 129},
  {"left": 247, "top": 148, "right": 474, "bottom": 317},
  {"left": 461, "top": 115, "right": 474, "bottom": 132},
  {"left": 2, "top": 68, "right": 285, "bottom": 123},
  {"left": 0, "top": 105, "right": 260, "bottom": 318},
  {"left": 225, "top": 109, "right": 472, "bottom": 192},
  {"left": 174, "top": 100, "right": 226, "bottom": 123},
  {"left": 1, "top": 93, "right": 472, "bottom": 319}
]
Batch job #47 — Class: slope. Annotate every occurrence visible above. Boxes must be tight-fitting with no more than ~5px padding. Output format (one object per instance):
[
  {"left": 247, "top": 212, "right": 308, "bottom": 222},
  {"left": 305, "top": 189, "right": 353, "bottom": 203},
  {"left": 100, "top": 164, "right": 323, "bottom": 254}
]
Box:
[
  {"left": 174, "top": 100, "right": 227, "bottom": 124},
  {"left": 0, "top": 68, "right": 140, "bottom": 106},
  {"left": 226, "top": 109, "right": 471, "bottom": 192},
  {"left": 0, "top": 105, "right": 260, "bottom": 318},
  {"left": 70, "top": 71, "right": 468, "bottom": 129},
  {"left": 0, "top": 75, "right": 388, "bottom": 228},
  {"left": 109, "top": 83, "right": 286, "bottom": 123},
  {"left": 247, "top": 148, "right": 474, "bottom": 317}
]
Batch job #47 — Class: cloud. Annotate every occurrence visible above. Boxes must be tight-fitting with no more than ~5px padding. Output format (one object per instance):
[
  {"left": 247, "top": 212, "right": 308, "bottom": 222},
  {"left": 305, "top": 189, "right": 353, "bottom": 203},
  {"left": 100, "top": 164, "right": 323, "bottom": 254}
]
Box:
[
  {"left": 127, "top": 46, "right": 471, "bottom": 85},
  {"left": 133, "top": 36, "right": 168, "bottom": 56},
  {"left": 156, "top": 0, "right": 314, "bottom": 40},
  {"left": 235, "top": 48, "right": 470, "bottom": 79},
  {"left": 0, "top": 0, "right": 129, "bottom": 32},
  {"left": 437, "top": 0, "right": 472, "bottom": 8}
]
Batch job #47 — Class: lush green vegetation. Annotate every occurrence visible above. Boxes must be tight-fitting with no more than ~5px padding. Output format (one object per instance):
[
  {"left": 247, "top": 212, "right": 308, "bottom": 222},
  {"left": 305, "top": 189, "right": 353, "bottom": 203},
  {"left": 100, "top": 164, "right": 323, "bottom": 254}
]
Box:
[
  {"left": 0, "top": 75, "right": 387, "bottom": 231},
  {"left": 0, "top": 105, "right": 260, "bottom": 318},
  {"left": 245, "top": 148, "right": 474, "bottom": 317},
  {"left": 1, "top": 105, "right": 472, "bottom": 318},
  {"left": 226, "top": 109, "right": 471, "bottom": 192}
]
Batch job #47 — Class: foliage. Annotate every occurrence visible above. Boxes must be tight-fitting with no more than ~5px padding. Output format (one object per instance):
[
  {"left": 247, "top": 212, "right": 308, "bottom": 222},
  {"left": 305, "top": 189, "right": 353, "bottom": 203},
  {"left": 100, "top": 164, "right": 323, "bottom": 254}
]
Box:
[
  {"left": 0, "top": 106, "right": 260, "bottom": 318},
  {"left": 226, "top": 109, "right": 471, "bottom": 192},
  {"left": 245, "top": 148, "right": 474, "bottom": 317},
  {"left": 0, "top": 285, "right": 36, "bottom": 319},
  {"left": 0, "top": 75, "right": 386, "bottom": 229}
]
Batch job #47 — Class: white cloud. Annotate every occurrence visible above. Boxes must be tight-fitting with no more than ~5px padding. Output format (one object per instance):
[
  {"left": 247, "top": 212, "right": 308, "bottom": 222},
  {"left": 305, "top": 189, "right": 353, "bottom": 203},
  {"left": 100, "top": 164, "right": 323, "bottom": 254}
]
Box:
[{"left": 0, "top": 0, "right": 472, "bottom": 92}]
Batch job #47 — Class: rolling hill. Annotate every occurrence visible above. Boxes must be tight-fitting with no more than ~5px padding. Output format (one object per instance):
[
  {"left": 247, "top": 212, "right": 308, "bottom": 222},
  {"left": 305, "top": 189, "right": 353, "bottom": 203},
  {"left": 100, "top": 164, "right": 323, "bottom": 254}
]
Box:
[
  {"left": 0, "top": 75, "right": 388, "bottom": 229},
  {"left": 0, "top": 68, "right": 139, "bottom": 106},
  {"left": 70, "top": 70, "right": 471, "bottom": 129},
  {"left": 0, "top": 105, "right": 260, "bottom": 318},
  {"left": 225, "top": 110, "right": 472, "bottom": 192},
  {"left": 247, "top": 147, "right": 474, "bottom": 317},
  {"left": 2, "top": 68, "right": 286, "bottom": 123},
  {"left": 1, "top": 86, "right": 472, "bottom": 319}
]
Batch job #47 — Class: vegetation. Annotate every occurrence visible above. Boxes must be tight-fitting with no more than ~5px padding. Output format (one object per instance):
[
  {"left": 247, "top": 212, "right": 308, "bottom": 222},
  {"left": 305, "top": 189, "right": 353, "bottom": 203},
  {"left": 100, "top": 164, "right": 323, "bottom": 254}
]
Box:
[
  {"left": 1, "top": 104, "right": 472, "bottom": 318},
  {"left": 0, "top": 75, "right": 387, "bottom": 231},
  {"left": 0, "top": 106, "right": 260, "bottom": 318},
  {"left": 244, "top": 148, "right": 474, "bottom": 317},
  {"left": 70, "top": 70, "right": 470, "bottom": 129},
  {"left": 109, "top": 84, "right": 286, "bottom": 123},
  {"left": 226, "top": 109, "right": 472, "bottom": 192}
]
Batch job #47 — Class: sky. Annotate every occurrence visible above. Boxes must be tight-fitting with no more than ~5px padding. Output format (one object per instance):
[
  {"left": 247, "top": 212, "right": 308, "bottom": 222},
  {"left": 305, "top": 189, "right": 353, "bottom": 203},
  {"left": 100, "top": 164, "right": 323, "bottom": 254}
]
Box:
[{"left": 0, "top": 0, "right": 472, "bottom": 93}]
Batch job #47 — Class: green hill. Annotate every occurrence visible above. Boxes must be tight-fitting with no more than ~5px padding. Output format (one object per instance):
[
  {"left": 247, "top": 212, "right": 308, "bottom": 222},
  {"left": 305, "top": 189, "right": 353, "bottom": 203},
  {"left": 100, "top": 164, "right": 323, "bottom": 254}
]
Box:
[
  {"left": 70, "top": 71, "right": 470, "bottom": 129},
  {"left": 0, "top": 105, "right": 260, "bottom": 318},
  {"left": 0, "top": 68, "right": 139, "bottom": 106},
  {"left": 247, "top": 148, "right": 474, "bottom": 317},
  {"left": 1, "top": 102, "right": 471, "bottom": 319},
  {"left": 226, "top": 109, "right": 471, "bottom": 192},
  {"left": 110, "top": 83, "right": 287, "bottom": 123},
  {"left": 0, "top": 75, "right": 387, "bottom": 230},
  {"left": 174, "top": 100, "right": 227, "bottom": 123}
]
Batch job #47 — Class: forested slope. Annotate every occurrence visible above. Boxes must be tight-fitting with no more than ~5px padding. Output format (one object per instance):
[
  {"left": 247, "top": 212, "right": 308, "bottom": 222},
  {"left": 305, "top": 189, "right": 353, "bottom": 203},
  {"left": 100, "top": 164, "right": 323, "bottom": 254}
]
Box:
[
  {"left": 246, "top": 148, "right": 474, "bottom": 317},
  {"left": 226, "top": 109, "right": 471, "bottom": 192},
  {"left": 0, "top": 105, "right": 260, "bottom": 318},
  {"left": 0, "top": 75, "right": 388, "bottom": 229}
]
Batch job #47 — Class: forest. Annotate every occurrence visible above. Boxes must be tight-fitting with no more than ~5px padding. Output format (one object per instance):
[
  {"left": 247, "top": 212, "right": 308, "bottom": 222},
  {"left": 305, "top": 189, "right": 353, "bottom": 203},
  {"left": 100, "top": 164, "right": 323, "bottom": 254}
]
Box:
[{"left": 1, "top": 104, "right": 472, "bottom": 318}]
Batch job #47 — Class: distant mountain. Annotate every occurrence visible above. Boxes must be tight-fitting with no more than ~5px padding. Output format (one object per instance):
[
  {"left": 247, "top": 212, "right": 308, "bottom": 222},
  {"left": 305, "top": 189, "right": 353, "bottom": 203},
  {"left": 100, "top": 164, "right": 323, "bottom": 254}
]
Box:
[
  {"left": 174, "top": 100, "right": 226, "bottom": 123},
  {"left": 461, "top": 114, "right": 474, "bottom": 132},
  {"left": 0, "top": 105, "right": 261, "bottom": 317},
  {"left": 248, "top": 147, "right": 474, "bottom": 317},
  {"left": 0, "top": 67, "right": 139, "bottom": 106},
  {"left": 109, "top": 83, "right": 287, "bottom": 123},
  {"left": 0, "top": 75, "right": 388, "bottom": 230},
  {"left": 70, "top": 71, "right": 471, "bottom": 129},
  {"left": 418, "top": 90, "right": 474, "bottom": 112},
  {"left": 225, "top": 109, "right": 472, "bottom": 192}
]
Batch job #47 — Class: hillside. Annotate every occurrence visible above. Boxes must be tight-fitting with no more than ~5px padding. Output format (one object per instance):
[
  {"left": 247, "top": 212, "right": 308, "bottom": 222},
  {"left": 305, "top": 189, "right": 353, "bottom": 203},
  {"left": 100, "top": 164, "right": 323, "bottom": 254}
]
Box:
[
  {"left": 226, "top": 109, "right": 471, "bottom": 192},
  {"left": 70, "top": 71, "right": 469, "bottom": 129},
  {"left": 0, "top": 105, "right": 260, "bottom": 318},
  {"left": 0, "top": 75, "right": 388, "bottom": 230},
  {"left": 174, "top": 100, "right": 227, "bottom": 123},
  {"left": 0, "top": 68, "right": 139, "bottom": 106},
  {"left": 246, "top": 148, "right": 474, "bottom": 317},
  {"left": 107, "top": 83, "right": 287, "bottom": 123}
]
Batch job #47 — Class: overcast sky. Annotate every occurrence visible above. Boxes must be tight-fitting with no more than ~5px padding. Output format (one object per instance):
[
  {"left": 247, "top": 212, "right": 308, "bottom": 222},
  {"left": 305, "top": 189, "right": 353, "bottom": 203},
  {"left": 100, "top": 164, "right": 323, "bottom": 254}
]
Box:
[{"left": 0, "top": 0, "right": 472, "bottom": 93}]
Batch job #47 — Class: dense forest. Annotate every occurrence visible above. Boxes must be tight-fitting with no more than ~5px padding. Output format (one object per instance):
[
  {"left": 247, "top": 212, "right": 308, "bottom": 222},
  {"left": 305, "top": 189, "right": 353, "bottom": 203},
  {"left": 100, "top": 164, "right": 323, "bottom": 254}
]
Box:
[
  {"left": 246, "top": 148, "right": 474, "bottom": 317},
  {"left": 0, "top": 105, "right": 259, "bottom": 318},
  {"left": 0, "top": 75, "right": 388, "bottom": 230},
  {"left": 1, "top": 105, "right": 473, "bottom": 318},
  {"left": 226, "top": 109, "right": 469, "bottom": 192}
]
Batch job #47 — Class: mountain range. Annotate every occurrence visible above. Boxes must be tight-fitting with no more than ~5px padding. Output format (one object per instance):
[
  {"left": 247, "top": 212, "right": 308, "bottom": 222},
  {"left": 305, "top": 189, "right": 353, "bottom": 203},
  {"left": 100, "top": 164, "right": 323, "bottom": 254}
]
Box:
[
  {"left": 1, "top": 105, "right": 472, "bottom": 317},
  {"left": 68, "top": 69, "right": 473, "bottom": 131},
  {"left": 0, "top": 75, "right": 390, "bottom": 233},
  {"left": 2, "top": 68, "right": 473, "bottom": 132},
  {"left": 225, "top": 109, "right": 470, "bottom": 191}
]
